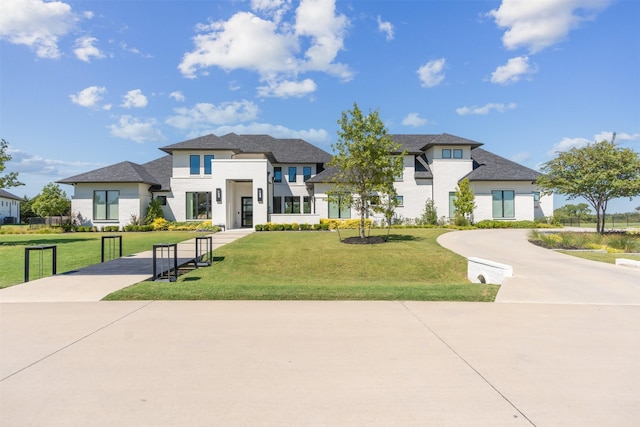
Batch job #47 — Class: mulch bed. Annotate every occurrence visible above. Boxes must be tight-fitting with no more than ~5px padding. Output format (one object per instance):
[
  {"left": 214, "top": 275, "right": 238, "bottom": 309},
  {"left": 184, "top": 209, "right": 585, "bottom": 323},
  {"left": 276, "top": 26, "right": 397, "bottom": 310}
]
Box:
[{"left": 342, "top": 236, "right": 387, "bottom": 245}]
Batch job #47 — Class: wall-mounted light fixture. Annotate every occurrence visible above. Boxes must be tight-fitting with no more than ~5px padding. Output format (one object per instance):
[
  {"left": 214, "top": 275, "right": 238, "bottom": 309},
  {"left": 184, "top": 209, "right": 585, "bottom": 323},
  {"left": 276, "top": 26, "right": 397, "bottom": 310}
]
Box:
[
  {"left": 257, "top": 188, "right": 263, "bottom": 202},
  {"left": 216, "top": 188, "right": 222, "bottom": 202}
]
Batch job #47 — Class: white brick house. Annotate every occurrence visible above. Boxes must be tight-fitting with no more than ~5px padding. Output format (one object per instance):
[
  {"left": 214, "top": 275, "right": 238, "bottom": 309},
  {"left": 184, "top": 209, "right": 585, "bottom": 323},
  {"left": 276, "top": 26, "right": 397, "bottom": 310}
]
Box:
[
  {"left": 58, "top": 133, "right": 553, "bottom": 229},
  {"left": 0, "top": 189, "right": 21, "bottom": 224}
]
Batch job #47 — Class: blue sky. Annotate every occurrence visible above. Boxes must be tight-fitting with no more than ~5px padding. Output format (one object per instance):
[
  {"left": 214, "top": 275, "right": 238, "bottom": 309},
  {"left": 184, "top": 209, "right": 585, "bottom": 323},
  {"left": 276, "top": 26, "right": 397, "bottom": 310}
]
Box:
[{"left": 1, "top": 0, "right": 639, "bottom": 213}]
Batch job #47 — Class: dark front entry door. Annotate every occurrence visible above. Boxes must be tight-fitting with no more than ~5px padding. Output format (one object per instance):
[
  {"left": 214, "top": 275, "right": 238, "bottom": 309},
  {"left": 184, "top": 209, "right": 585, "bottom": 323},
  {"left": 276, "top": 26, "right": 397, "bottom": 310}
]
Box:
[{"left": 241, "top": 197, "right": 253, "bottom": 228}]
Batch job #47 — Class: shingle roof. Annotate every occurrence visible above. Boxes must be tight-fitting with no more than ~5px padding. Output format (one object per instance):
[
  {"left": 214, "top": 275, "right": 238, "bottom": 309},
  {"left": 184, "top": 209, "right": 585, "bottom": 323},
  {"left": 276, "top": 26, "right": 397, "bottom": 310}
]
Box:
[
  {"left": 0, "top": 189, "right": 21, "bottom": 200},
  {"left": 160, "top": 133, "right": 332, "bottom": 164},
  {"left": 142, "top": 155, "right": 172, "bottom": 191},
  {"left": 388, "top": 133, "right": 483, "bottom": 153},
  {"left": 466, "top": 148, "right": 540, "bottom": 181},
  {"left": 58, "top": 161, "right": 162, "bottom": 186}
]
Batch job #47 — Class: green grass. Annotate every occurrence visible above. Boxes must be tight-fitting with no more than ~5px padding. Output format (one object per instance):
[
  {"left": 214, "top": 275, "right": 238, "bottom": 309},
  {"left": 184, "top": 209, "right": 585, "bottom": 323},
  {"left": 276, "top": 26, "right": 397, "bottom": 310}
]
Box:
[
  {"left": 558, "top": 251, "right": 640, "bottom": 264},
  {"left": 0, "top": 231, "right": 211, "bottom": 288},
  {"left": 105, "top": 229, "right": 499, "bottom": 301}
]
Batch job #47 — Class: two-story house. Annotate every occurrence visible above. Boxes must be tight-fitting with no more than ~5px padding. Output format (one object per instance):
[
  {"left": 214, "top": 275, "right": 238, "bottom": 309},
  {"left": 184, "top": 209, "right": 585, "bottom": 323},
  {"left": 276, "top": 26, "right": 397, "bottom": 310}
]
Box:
[{"left": 58, "top": 133, "right": 552, "bottom": 229}]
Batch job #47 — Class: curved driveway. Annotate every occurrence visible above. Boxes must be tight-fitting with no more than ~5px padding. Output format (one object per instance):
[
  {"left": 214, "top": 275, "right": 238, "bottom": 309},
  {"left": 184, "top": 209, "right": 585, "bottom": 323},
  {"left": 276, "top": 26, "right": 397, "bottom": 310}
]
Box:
[{"left": 438, "top": 229, "right": 640, "bottom": 304}]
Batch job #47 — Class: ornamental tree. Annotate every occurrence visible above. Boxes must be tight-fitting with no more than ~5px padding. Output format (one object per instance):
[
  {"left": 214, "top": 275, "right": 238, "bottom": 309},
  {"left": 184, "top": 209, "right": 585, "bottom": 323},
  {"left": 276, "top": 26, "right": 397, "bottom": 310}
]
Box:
[
  {"left": 0, "top": 139, "right": 24, "bottom": 189},
  {"left": 328, "top": 103, "right": 405, "bottom": 239},
  {"left": 32, "top": 183, "right": 71, "bottom": 218},
  {"left": 453, "top": 178, "right": 476, "bottom": 224},
  {"left": 537, "top": 136, "right": 640, "bottom": 233}
]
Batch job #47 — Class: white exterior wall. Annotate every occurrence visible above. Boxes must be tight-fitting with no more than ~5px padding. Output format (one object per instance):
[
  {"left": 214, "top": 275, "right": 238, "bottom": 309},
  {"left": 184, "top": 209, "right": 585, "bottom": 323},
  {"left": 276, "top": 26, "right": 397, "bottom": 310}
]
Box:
[
  {"left": 471, "top": 181, "right": 544, "bottom": 222},
  {"left": 270, "top": 163, "right": 316, "bottom": 224},
  {"left": 0, "top": 196, "right": 20, "bottom": 224},
  {"left": 69, "top": 183, "right": 150, "bottom": 229},
  {"left": 428, "top": 147, "right": 473, "bottom": 219},
  {"left": 212, "top": 159, "right": 269, "bottom": 229},
  {"left": 390, "top": 155, "right": 433, "bottom": 222}
]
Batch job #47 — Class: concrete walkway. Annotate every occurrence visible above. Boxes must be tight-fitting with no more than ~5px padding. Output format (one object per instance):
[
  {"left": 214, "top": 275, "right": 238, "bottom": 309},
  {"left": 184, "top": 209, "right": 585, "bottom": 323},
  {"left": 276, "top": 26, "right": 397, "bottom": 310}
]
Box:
[
  {"left": 438, "top": 229, "right": 640, "bottom": 305},
  {"left": 0, "top": 229, "right": 253, "bottom": 303}
]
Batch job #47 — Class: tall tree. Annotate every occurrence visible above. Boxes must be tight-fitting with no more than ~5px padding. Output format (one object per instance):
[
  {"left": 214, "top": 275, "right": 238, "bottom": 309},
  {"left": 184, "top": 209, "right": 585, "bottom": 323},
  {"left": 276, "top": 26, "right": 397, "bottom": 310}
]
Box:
[
  {"left": 328, "top": 103, "right": 405, "bottom": 239},
  {"left": 0, "top": 139, "right": 24, "bottom": 189},
  {"left": 453, "top": 178, "right": 476, "bottom": 224},
  {"left": 32, "top": 183, "right": 71, "bottom": 218},
  {"left": 537, "top": 136, "right": 640, "bottom": 233}
]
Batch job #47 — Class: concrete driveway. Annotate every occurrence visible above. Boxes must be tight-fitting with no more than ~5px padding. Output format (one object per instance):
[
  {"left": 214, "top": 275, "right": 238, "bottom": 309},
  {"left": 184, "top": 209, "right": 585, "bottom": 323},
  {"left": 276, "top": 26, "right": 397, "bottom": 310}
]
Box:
[
  {"left": 1, "top": 301, "right": 638, "bottom": 426},
  {"left": 438, "top": 229, "right": 640, "bottom": 304}
]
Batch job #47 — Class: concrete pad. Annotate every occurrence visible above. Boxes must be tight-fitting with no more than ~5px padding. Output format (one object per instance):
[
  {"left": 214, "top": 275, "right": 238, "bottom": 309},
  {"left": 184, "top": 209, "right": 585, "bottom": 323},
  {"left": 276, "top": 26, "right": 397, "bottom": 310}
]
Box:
[
  {"left": 2, "top": 301, "right": 638, "bottom": 426},
  {"left": 404, "top": 302, "right": 640, "bottom": 427},
  {"left": 438, "top": 229, "right": 640, "bottom": 304}
]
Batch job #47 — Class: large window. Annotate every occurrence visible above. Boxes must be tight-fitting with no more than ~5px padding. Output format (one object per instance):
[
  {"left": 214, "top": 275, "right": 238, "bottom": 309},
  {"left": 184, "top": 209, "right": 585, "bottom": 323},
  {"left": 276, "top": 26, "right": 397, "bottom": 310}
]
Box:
[
  {"left": 328, "top": 195, "right": 350, "bottom": 219},
  {"left": 284, "top": 196, "right": 300, "bottom": 214},
  {"left": 186, "top": 192, "right": 211, "bottom": 220},
  {"left": 190, "top": 155, "right": 200, "bottom": 175},
  {"left": 288, "top": 167, "right": 297, "bottom": 182},
  {"left": 303, "top": 166, "right": 312, "bottom": 182},
  {"left": 273, "top": 196, "right": 282, "bottom": 214},
  {"left": 492, "top": 190, "right": 515, "bottom": 218},
  {"left": 204, "top": 155, "right": 214, "bottom": 175},
  {"left": 274, "top": 167, "right": 282, "bottom": 183},
  {"left": 93, "top": 190, "right": 119, "bottom": 220},
  {"left": 449, "top": 192, "right": 456, "bottom": 218},
  {"left": 303, "top": 196, "right": 311, "bottom": 214}
]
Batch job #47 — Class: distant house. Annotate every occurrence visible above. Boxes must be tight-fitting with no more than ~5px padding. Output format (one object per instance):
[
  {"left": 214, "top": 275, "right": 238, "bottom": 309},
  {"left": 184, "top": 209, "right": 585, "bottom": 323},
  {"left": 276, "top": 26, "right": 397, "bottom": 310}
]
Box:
[
  {"left": 58, "top": 133, "right": 553, "bottom": 229},
  {"left": 0, "top": 189, "right": 21, "bottom": 224}
]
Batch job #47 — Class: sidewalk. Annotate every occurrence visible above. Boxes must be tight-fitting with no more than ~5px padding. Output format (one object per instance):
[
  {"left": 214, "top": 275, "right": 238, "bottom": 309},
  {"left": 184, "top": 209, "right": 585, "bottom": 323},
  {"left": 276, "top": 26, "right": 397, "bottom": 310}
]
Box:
[{"left": 0, "top": 229, "right": 253, "bottom": 303}]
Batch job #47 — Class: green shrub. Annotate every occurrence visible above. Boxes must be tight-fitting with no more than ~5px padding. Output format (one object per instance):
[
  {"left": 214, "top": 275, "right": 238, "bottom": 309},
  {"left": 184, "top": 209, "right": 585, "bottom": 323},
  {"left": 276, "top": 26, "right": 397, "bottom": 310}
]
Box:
[
  {"left": 102, "top": 226, "right": 119, "bottom": 232},
  {"left": 299, "top": 223, "right": 312, "bottom": 230},
  {"left": 290, "top": 222, "right": 299, "bottom": 231},
  {"left": 476, "top": 220, "right": 548, "bottom": 229},
  {"left": 255, "top": 224, "right": 263, "bottom": 231}
]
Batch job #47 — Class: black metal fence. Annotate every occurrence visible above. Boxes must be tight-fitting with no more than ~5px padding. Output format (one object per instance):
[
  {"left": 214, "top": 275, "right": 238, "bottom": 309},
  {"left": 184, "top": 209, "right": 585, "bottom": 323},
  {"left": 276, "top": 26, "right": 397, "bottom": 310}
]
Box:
[
  {"left": 558, "top": 214, "right": 640, "bottom": 229},
  {"left": 29, "top": 216, "right": 71, "bottom": 229}
]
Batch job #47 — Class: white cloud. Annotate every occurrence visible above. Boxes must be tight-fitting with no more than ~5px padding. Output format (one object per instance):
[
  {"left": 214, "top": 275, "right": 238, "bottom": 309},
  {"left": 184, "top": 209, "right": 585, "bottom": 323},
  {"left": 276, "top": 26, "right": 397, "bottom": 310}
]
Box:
[
  {"left": 417, "top": 58, "right": 446, "bottom": 88},
  {"left": 594, "top": 131, "right": 640, "bottom": 143},
  {"left": 511, "top": 152, "right": 531, "bottom": 163},
  {"left": 377, "top": 16, "right": 394, "bottom": 41},
  {"left": 166, "top": 100, "right": 260, "bottom": 130},
  {"left": 488, "top": 0, "right": 612, "bottom": 53},
  {"left": 491, "top": 56, "right": 536, "bottom": 85},
  {"left": 257, "top": 78, "right": 317, "bottom": 98},
  {"left": 0, "top": 0, "right": 80, "bottom": 58},
  {"left": 8, "top": 148, "right": 98, "bottom": 176},
  {"left": 548, "top": 137, "right": 590, "bottom": 155},
  {"left": 169, "top": 91, "right": 185, "bottom": 102},
  {"left": 550, "top": 131, "right": 640, "bottom": 155},
  {"left": 402, "top": 113, "right": 428, "bottom": 127},
  {"left": 121, "top": 89, "right": 148, "bottom": 108},
  {"left": 109, "top": 116, "right": 165, "bottom": 143},
  {"left": 69, "top": 86, "right": 106, "bottom": 108},
  {"left": 456, "top": 102, "right": 517, "bottom": 116},
  {"left": 250, "top": 0, "right": 291, "bottom": 24},
  {"left": 73, "top": 36, "right": 104, "bottom": 62},
  {"left": 178, "top": 0, "right": 351, "bottom": 97}
]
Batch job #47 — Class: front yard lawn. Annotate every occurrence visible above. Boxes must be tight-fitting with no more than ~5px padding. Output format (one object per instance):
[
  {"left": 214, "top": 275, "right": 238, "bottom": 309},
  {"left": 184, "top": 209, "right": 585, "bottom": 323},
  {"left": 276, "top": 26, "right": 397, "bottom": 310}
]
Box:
[
  {"left": 0, "top": 231, "right": 211, "bottom": 288},
  {"left": 105, "top": 229, "right": 498, "bottom": 301}
]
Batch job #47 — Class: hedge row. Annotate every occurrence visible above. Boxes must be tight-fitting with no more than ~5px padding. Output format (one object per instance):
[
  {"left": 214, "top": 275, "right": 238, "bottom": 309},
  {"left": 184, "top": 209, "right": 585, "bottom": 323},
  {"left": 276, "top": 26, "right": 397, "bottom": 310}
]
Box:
[{"left": 255, "top": 223, "right": 329, "bottom": 231}]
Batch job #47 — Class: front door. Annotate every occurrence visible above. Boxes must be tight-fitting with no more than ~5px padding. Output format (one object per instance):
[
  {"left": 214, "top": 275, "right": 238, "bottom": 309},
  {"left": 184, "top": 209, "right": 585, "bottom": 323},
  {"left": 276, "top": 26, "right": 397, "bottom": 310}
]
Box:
[{"left": 241, "top": 197, "right": 253, "bottom": 228}]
